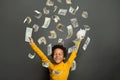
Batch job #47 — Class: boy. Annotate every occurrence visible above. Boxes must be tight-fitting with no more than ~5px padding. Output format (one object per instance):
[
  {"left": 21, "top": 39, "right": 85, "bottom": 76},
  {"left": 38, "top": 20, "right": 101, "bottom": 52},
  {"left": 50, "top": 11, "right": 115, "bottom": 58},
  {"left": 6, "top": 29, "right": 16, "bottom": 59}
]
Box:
[{"left": 29, "top": 37, "right": 81, "bottom": 80}]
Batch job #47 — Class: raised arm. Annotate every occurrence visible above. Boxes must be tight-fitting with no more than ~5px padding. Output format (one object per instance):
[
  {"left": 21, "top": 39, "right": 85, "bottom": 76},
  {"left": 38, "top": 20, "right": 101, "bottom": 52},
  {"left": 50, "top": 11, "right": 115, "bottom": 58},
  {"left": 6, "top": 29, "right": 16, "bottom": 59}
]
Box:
[
  {"left": 29, "top": 37, "right": 53, "bottom": 68},
  {"left": 67, "top": 29, "right": 86, "bottom": 66},
  {"left": 67, "top": 40, "right": 81, "bottom": 66}
]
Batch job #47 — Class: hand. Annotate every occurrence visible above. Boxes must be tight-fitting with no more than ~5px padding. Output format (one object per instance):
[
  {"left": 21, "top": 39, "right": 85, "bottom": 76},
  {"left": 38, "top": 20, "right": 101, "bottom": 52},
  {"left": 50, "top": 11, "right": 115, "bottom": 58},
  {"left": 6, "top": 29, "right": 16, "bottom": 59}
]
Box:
[
  {"left": 76, "top": 29, "right": 86, "bottom": 40},
  {"left": 29, "top": 37, "right": 34, "bottom": 45}
]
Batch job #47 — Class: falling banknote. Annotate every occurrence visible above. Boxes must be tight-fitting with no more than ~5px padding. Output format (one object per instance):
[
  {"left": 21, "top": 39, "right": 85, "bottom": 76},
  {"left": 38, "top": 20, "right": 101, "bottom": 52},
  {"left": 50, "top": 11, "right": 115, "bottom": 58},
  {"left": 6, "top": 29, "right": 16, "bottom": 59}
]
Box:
[
  {"left": 38, "top": 36, "right": 47, "bottom": 45},
  {"left": 23, "top": 16, "right": 31, "bottom": 24},
  {"left": 69, "top": 6, "right": 79, "bottom": 15},
  {"left": 34, "top": 10, "right": 42, "bottom": 19},
  {"left": 42, "top": 17, "right": 51, "bottom": 28},
  {"left": 28, "top": 53, "right": 36, "bottom": 59},
  {"left": 71, "top": 60, "right": 76, "bottom": 71},
  {"left": 43, "top": 7, "right": 50, "bottom": 15},
  {"left": 25, "top": 27, "right": 33, "bottom": 42},
  {"left": 70, "top": 18, "right": 79, "bottom": 28},
  {"left": 56, "top": 23, "right": 64, "bottom": 32},
  {"left": 58, "top": 38, "right": 64, "bottom": 45},
  {"left": 33, "top": 24, "right": 39, "bottom": 32},
  {"left": 82, "top": 37, "right": 90, "bottom": 51},
  {"left": 58, "top": 9, "right": 67, "bottom": 16},
  {"left": 66, "top": 0, "right": 72, "bottom": 4},
  {"left": 48, "top": 30, "right": 57, "bottom": 39},
  {"left": 52, "top": 15, "right": 60, "bottom": 23},
  {"left": 82, "top": 11, "right": 88, "bottom": 19},
  {"left": 46, "top": 0, "right": 54, "bottom": 6},
  {"left": 47, "top": 44, "right": 52, "bottom": 56},
  {"left": 83, "top": 25, "right": 91, "bottom": 31},
  {"left": 66, "top": 25, "right": 73, "bottom": 39}
]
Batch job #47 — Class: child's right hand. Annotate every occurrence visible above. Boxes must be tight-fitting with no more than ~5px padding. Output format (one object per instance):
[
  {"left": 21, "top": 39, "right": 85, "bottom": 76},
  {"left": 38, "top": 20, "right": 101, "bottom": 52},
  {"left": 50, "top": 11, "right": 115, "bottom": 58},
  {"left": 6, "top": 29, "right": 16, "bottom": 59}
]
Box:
[{"left": 29, "top": 37, "right": 34, "bottom": 45}]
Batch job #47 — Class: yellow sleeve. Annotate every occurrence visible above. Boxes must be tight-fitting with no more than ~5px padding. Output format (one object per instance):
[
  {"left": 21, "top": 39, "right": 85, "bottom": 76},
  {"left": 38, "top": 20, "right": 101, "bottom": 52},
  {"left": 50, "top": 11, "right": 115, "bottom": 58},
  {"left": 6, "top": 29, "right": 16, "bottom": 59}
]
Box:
[
  {"left": 30, "top": 42, "right": 53, "bottom": 68},
  {"left": 67, "top": 41, "right": 81, "bottom": 66}
]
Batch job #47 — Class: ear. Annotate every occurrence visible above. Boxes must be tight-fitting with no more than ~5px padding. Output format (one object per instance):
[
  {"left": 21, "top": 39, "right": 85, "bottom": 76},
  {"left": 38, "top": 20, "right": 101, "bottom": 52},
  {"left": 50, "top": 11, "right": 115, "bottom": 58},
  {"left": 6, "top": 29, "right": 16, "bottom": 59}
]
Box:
[{"left": 63, "top": 57, "right": 66, "bottom": 60}]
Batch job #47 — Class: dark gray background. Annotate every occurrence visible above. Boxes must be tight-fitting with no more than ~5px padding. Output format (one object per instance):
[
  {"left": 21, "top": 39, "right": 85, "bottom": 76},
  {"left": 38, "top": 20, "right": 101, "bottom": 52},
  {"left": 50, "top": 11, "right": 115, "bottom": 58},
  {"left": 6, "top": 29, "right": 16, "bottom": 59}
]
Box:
[{"left": 0, "top": 0, "right": 120, "bottom": 80}]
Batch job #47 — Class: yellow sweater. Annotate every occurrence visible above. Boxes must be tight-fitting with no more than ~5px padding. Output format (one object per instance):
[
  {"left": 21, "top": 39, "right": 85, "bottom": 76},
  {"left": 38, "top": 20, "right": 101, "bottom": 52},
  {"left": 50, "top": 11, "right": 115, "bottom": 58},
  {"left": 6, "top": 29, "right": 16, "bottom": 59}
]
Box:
[{"left": 30, "top": 42, "right": 80, "bottom": 80}]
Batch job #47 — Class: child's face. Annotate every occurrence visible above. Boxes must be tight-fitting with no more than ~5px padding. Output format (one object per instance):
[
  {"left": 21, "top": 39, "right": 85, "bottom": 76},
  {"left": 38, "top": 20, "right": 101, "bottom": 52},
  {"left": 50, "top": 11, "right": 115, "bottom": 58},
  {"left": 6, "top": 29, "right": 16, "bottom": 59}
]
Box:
[{"left": 53, "top": 48, "right": 65, "bottom": 64}]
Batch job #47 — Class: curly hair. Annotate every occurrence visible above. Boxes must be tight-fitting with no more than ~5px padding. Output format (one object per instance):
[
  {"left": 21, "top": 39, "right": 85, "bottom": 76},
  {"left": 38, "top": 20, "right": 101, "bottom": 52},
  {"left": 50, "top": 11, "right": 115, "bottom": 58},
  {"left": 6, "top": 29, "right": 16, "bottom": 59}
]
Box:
[{"left": 51, "top": 44, "right": 67, "bottom": 58}]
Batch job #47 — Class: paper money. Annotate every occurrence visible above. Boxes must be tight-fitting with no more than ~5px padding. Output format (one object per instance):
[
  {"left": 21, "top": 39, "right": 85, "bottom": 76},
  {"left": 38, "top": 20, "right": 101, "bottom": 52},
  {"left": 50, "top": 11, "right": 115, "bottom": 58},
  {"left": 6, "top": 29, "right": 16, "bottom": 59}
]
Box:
[
  {"left": 58, "top": 38, "right": 64, "bottom": 45},
  {"left": 53, "top": 6, "right": 58, "bottom": 12},
  {"left": 38, "top": 36, "right": 47, "bottom": 45},
  {"left": 42, "top": 17, "right": 51, "bottom": 28},
  {"left": 23, "top": 16, "right": 31, "bottom": 24},
  {"left": 42, "top": 62, "right": 50, "bottom": 68},
  {"left": 28, "top": 53, "right": 36, "bottom": 59},
  {"left": 25, "top": 27, "right": 33, "bottom": 42},
  {"left": 82, "top": 37, "right": 90, "bottom": 51},
  {"left": 66, "top": 0, "right": 72, "bottom": 4},
  {"left": 47, "top": 44, "right": 52, "bottom": 56},
  {"left": 66, "top": 25, "right": 73, "bottom": 39},
  {"left": 34, "top": 10, "right": 42, "bottom": 19},
  {"left": 83, "top": 25, "right": 90, "bottom": 31},
  {"left": 48, "top": 30, "right": 57, "bottom": 39},
  {"left": 52, "top": 15, "right": 60, "bottom": 23},
  {"left": 33, "top": 24, "right": 39, "bottom": 32},
  {"left": 46, "top": 0, "right": 54, "bottom": 6},
  {"left": 71, "top": 60, "right": 76, "bottom": 71},
  {"left": 58, "top": 9, "right": 67, "bottom": 16},
  {"left": 70, "top": 18, "right": 79, "bottom": 28},
  {"left": 76, "top": 29, "right": 86, "bottom": 40},
  {"left": 69, "top": 6, "right": 79, "bottom": 15},
  {"left": 43, "top": 7, "right": 50, "bottom": 14},
  {"left": 82, "top": 11, "right": 88, "bottom": 19},
  {"left": 56, "top": 23, "right": 64, "bottom": 32}
]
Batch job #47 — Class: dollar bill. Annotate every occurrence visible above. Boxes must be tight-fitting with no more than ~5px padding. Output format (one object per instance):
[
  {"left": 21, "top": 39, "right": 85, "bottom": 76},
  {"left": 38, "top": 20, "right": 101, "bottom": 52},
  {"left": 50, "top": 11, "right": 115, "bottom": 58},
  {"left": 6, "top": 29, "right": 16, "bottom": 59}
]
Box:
[
  {"left": 82, "top": 11, "right": 88, "bottom": 19},
  {"left": 38, "top": 36, "right": 47, "bottom": 45},
  {"left": 48, "top": 30, "right": 57, "bottom": 39},
  {"left": 34, "top": 10, "right": 42, "bottom": 19},
  {"left": 58, "top": 9, "right": 67, "bottom": 16},
  {"left": 69, "top": 6, "right": 79, "bottom": 15},
  {"left": 52, "top": 15, "right": 60, "bottom": 23},
  {"left": 53, "top": 6, "right": 58, "bottom": 12},
  {"left": 66, "top": 25, "right": 73, "bottom": 39},
  {"left": 42, "top": 17, "right": 51, "bottom": 28},
  {"left": 25, "top": 27, "right": 33, "bottom": 42},
  {"left": 33, "top": 24, "right": 39, "bottom": 32},
  {"left": 46, "top": 0, "right": 54, "bottom": 6},
  {"left": 70, "top": 18, "right": 79, "bottom": 28},
  {"left": 56, "top": 23, "right": 64, "bottom": 32},
  {"left": 47, "top": 44, "right": 52, "bottom": 56},
  {"left": 43, "top": 7, "right": 50, "bottom": 14},
  {"left": 66, "top": 0, "right": 72, "bottom": 4},
  {"left": 58, "top": 38, "right": 64, "bottom": 45},
  {"left": 83, "top": 25, "right": 90, "bottom": 31},
  {"left": 82, "top": 37, "right": 90, "bottom": 51},
  {"left": 71, "top": 60, "right": 76, "bottom": 71},
  {"left": 23, "top": 16, "right": 31, "bottom": 24},
  {"left": 42, "top": 62, "right": 50, "bottom": 68},
  {"left": 28, "top": 53, "right": 36, "bottom": 59}
]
